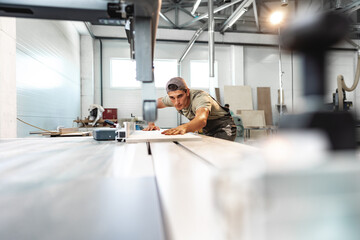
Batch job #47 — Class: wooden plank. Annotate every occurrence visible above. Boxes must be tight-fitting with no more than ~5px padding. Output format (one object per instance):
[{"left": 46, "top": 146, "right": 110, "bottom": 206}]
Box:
[
  {"left": 60, "top": 132, "right": 91, "bottom": 137},
  {"left": 215, "top": 87, "right": 221, "bottom": 103},
  {"left": 257, "top": 87, "right": 273, "bottom": 125},
  {"left": 237, "top": 110, "right": 266, "bottom": 128},
  {"left": 151, "top": 141, "right": 221, "bottom": 240},
  {"left": 126, "top": 130, "right": 202, "bottom": 143},
  {"left": 0, "top": 139, "right": 165, "bottom": 240},
  {"left": 59, "top": 127, "right": 79, "bottom": 134},
  {"left": 224, "top": 85, "right": 253, "bottom": 111},
  {"left": 178, "top": 135, "right": 258, "bottom": 169}
]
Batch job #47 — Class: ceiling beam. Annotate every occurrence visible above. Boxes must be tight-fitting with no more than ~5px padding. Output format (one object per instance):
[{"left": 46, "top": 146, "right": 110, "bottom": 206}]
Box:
[
  {"left": 219, "top": 0, "right": 254, "bottom": 33},
  {"left": 179, "top": 0, "right": 245, "bottom": 28}
]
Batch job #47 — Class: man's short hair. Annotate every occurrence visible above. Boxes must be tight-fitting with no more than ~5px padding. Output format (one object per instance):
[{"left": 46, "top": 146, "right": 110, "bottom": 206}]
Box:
[
  {"left": 166, "top": 77, "right": 188, "bottom": 93},
  {"left": 224, "top": 104, "right": 230, "bottom": 108}
]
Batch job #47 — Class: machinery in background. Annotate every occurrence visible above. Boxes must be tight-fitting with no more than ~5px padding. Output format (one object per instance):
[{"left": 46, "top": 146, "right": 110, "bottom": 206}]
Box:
[
  {"left": 88, "top": 104, "right": 104, "bottom": 126},
  {"left": 279, "top": 12, "right": 357, "bottom": 150},
  {"left": 335, "top": 62, "right": 360, "bottom": 111},
  {"left": 92, "top": 120, "right": 135, "bottom": 141},
  {"left": 74, "top": 105, "right": 118, "bottom": 128},
  {"left": 329, "top": 88, "right": 353, "bottom": 111},
  {"left": 327, "top": 52, "right": 360, "bottom": 111},
  {"left": 93, "top": 120, "right": 118, "bottom": 141}
]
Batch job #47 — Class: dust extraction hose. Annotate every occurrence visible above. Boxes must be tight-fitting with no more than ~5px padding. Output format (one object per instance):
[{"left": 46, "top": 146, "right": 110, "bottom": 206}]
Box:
[{"left": 337, "top": 53, "right": 360, "bottom": 110}]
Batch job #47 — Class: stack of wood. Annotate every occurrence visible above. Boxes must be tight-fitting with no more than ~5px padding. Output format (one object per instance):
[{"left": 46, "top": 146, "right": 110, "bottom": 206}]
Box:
[
  {"left": 224, "top": 85, "right": 276, "bottom": 140},
  {"left": 36, "top": 128, "right": 91, "bottom": 137}
]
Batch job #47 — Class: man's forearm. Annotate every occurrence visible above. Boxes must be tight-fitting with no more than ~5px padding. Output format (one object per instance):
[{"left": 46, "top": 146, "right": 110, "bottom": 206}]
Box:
[{"left": 182, "top": 117, "right": 207, "bottom": 133}]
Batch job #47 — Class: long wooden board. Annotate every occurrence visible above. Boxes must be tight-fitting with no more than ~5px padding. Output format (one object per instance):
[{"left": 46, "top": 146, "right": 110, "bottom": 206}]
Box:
[
  {"left": 215, "top": 87, "right": 221, "bottom": 103},
  {"left": 224, "top": 85, "right": 253, "bottom": 111},
  {"left": 257, "top": 87, "right": 273, "bottom": 125},
  {"left": 126, "top": 130, "right": 202, "bottom": 143}
]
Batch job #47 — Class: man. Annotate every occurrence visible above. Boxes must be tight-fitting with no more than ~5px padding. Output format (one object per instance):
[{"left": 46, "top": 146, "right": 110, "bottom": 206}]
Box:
[{"left": 143, "top": 77, "right": 237, "bottom": 141}]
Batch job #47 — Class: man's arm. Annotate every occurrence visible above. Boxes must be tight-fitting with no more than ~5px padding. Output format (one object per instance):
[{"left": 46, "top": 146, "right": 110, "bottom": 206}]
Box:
[
  {"left": 162, "top": 107, "right": 209, "bottom": 135},
  {"left": 143, "top": 97, "right": 167, "bottom": 131},
  {"left": 156, "top": 97, "right": 166, "bottom": 109}
]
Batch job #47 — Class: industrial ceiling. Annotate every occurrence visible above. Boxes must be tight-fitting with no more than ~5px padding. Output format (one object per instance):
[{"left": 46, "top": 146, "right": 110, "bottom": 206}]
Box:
[{"left": 150, "top": 0, "right": 360, "bottom": 39}]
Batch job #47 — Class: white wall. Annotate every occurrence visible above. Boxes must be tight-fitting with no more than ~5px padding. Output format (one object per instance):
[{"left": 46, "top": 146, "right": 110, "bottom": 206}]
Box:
[
  {"left": 0, "top": 17, "right": 16, "bottom": 138},
  {"left": 244, "top": 46, "right": 295, "bottom": 124},
  {"left": 16, "top": 19, "right": 81, "bottom": 137},
  {"left": 81, "top": 35, "right": 95, "bottom": 118}
]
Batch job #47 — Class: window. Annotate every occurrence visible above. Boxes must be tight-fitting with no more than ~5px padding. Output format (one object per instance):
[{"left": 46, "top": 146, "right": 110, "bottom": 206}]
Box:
[
  {"left": 190, "top": 60, "right": 218, "bottom": 89},
  {"left": 110, "top": 58, "right": 178, "bottom": 88},
  {"left": 153, "top": 59, "right": 178, "bottom": 87},
  {"left": 110, "top": 59, "right": 139, "bottom": 88}
]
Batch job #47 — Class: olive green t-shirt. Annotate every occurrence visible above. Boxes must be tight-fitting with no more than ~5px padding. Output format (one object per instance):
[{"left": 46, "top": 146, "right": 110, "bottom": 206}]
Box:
[{"left": 162, "top": 89, "right": 228, "bottom": 120}]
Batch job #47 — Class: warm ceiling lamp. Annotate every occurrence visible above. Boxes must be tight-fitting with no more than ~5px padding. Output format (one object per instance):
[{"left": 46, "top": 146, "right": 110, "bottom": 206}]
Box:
[{"left": 270, "top": 11, "right": 284, "bottom": 25}]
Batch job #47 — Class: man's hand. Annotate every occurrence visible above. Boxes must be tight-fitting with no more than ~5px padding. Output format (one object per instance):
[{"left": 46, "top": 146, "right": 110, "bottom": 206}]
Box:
[
  {"left": 161, "top": 108, "right": 209, "bottom": 135},
  {"left": 143, "top": 122, "right": 160, "bottom": 131},
  {"left": 162, "top": 125, "right": 187, "bottom": 135}
]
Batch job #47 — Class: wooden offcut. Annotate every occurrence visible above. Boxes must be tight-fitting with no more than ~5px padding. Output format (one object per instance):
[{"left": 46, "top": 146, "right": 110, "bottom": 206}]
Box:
[
  {"left": 224, "top": 85, "right": 253, "bottom": 111},
  {"left": 126, "top": 130, "right": 202, "bottom": 143},
  {"left": 238, "top": 110, "right": 266, "bottom": 128},
  {"left": 215, "top": 87, "right": 221, "bottom": 102},
  {"left": 238, "top": 110, "right": 267, "bottom": 140},
  {"left": 59, "top": 127, "right": 79, "bottom": 134},
  {"left": 257, "top": 87, "right": 273, "bottom": 125}
]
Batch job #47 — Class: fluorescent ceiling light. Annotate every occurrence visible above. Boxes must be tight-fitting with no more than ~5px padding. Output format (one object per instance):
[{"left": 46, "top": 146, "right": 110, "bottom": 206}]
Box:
[{"left": 191, "top": 0, "right": 202, "bottom": 15}]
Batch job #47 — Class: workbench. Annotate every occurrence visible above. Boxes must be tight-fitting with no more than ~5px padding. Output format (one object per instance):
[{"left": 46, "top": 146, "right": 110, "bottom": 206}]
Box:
[
  {"left": 0, "top": 135, "right": 256, "bottom": 240},
  {"left": 3, "top": 135, "right": 360, "bottom": 240}
]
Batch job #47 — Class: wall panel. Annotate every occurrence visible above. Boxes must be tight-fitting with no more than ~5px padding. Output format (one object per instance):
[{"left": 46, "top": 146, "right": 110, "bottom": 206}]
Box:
[{"left": 16, "top": 19, "right": 80, "bottom": 137}]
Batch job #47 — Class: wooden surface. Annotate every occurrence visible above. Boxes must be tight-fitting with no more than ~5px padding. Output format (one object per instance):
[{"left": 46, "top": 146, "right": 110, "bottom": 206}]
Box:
[
  {"left": 0, "top": 136, "right": 259, "bottom": 240},
  {"left": 257, "top": 87, "right": 273, "bottom": 125},
  {"left": 178, "top": 135, "right": 258, "bottom": 169},
  {"left": 224, "top": 85, "right": 253, "bottom": 111},
  {"left": 0, "top": 137, "right": 165, "bottom": 240},
  {"left": 151, "top": 141, "right": 222, "bottom": 240},
  {"left": 126, "top": 130, "right": 202, "bottom": 143}
]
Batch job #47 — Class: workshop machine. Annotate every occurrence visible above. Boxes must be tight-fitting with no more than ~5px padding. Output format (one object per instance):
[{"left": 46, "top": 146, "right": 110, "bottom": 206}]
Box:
[
  {"left": 88, "top": 104, "right": 105, "bottom": 126},
  {"left": 327, "top": 51, "right": 360, "bottom": 111},
  {"left": 330, "top": 88, "right": 353, "bottom": 111},
  {"left": 0, "top": 0, "right": 161, "bottom": 122},
  {"left": 92, "top": 120, "right": 134, "bottom": 141},
  {"left": 279, "top": 11, "right": 357, "bottom": 150}
]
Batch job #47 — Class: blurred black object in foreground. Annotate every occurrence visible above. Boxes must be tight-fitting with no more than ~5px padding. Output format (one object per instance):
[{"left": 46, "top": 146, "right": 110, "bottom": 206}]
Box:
[{"left": 279, "top": 12, "right": 356, "bottom": 150}]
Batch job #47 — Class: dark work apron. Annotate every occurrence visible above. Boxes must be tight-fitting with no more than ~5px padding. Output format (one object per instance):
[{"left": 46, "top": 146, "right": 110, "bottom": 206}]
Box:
[
  {"left": 202, "top": 112, "right": 237, "bottom": 141},
  {"left": 180, "top": 97, "right": 237, "bottom": 141}
]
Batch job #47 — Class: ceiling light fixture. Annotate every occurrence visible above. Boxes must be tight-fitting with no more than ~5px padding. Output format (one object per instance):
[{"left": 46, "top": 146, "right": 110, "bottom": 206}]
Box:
[
  {"left": 281, "top": 0, "right": 288, "bottom": 7},
  {"left": 191, "top": 0, "right": 202, "bottom": 15},
  {"left": 270, "top": 11, "right": 284, "bottom": 25}
]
